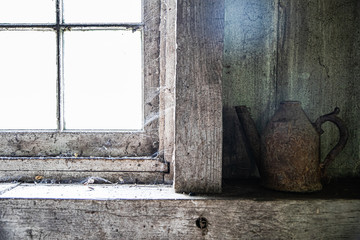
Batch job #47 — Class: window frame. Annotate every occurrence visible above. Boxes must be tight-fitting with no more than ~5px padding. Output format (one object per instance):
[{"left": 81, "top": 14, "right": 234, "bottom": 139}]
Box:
[
  {"left": 0, "top": 0, "right": 224, "bottom": 194},
  {"left": 0, "top": 0, "right": 169, "bottom": 183},
  {"left": 0, "top": 0, "right": 159, "bottom": 158}
]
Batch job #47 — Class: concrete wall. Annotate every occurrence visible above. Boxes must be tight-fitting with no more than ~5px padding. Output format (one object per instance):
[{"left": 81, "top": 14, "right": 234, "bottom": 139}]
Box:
[{"left": 223, "top": 0, "right": 360, "bottom": 179}]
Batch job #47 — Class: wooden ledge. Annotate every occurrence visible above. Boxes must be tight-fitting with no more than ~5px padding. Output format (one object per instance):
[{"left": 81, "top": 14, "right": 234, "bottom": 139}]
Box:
[
  {"left": 221, "top": 178, "right": 360, "bottom": 200},
  {"left": 0, "top": 179, "right": 359, "bottom": 201},
  {"left": 0, "top": 181, "right": 359, "bottom": 239},
  {"left": 0, "top": 183, "right": 200, "bottom": 200}
]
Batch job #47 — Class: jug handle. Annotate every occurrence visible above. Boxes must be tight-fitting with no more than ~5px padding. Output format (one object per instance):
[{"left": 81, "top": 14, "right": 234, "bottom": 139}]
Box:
[{"left": 314, "top": 107, "right": 349, "bottom": 173}]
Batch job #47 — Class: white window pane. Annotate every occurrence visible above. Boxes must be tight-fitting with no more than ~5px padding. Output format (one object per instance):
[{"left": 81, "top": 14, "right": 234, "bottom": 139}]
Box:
[
  {"left": 0, "top": 0, "right": 56, "bottom": 24},
  {"left": 0, "top": 31, "right": 57, "bottom": 129},
  {"left": 63, "top": 0, "right": 141, "bottom": 23},
  {"left": 64, "top": 30, "right": 142, "bottom": 130}
]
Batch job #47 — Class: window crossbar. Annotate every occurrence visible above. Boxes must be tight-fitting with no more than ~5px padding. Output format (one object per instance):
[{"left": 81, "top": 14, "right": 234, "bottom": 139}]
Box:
[{"left": 0, "top": 23, "right": 143, "bottom": 30}]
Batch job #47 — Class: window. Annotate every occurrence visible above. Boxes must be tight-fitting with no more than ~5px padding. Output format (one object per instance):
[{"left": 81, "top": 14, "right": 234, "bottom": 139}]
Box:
[
  {"left": 0, "top": 0, "right": 223, "bottom": 193},
  {"left": 0, "top": 0, "right": 169, "bottom": 183},
  {"left": 0, "top": 0, "right": 142, "bottom": 131}
]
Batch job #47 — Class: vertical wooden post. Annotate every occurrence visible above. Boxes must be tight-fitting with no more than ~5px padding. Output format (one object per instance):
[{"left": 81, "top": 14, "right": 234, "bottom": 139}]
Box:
[{"left": 174, "top": 0, "right": 225, "bottom": 193}]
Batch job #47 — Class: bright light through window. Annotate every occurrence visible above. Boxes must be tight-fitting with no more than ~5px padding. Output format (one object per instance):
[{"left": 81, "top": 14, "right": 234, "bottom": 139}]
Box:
[
  {"left": 64, "top": 30, "right": 142, "bottom": 130},
  {"left": 0, "top": 31, "right": 57, "bottom": 129},
  {"left": 0, "top": 0, "right": 56, "bottom": 24},
  {"left": 63, "top": 0, "right": 141, "bottom": 23},
  {"left": 0, "top": 1, "right": 143, "bottom": 131}
]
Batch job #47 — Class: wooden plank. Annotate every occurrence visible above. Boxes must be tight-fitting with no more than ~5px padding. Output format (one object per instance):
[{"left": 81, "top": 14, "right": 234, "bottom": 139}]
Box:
[
  {"left": 0, "top": 171, "right": 165, "bottom": 184},
  {"left": 0, "top": 184, "right": 201, "bottom": 200},
  {"left": 0, "top": 157, "right": 168, "bottom": 172},
  {"left": 276, "top": 0, "right": 360, "bottom": 178},
  {"left": 0, "top": 157, "right": 168, "bottom": 184},
  {"left": 143, "top": 0, "right": 161, "bottom": 136},
  {"left": 159, "top": 0, "right": 177, "bottom": 184},
  {"left": 0, "top": 131, "right": 158, "bottom": 157},
  {"left": 0, "top": 196, "right": 359, "bottom": 239},
  {"left": 174, "top": 0, "right": 224, "bottom": 193}
]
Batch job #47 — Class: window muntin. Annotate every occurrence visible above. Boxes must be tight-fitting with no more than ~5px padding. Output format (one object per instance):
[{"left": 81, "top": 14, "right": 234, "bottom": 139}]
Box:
[{"left": 0, "top": 0, "right": 160, "bottom": 158}]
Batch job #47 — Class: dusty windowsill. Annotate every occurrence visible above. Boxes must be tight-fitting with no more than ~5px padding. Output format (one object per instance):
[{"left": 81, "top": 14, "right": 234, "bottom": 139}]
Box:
[
  {"left": 0, "top": 182, "right": 359, "bottom": 240},
  {"left": 0, "top": 183, "right": 206, "bottom": 200},
  {"left": 0, "top": 179, "right": 359, "bottom": 201}
]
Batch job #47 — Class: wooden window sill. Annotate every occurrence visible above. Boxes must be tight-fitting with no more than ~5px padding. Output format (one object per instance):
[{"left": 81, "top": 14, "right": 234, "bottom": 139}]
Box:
[
  {"left": 0, "top": 183, "right": 198, "bottom": 200},
  {"left": 0, "top": 157, "right": 169, "bottom": 184},
  {"left": 0, "top": 180, "right": 359, "bottom": 239},
  {"left": 0, "top": 179, "right": 359, "bottom": 200}
]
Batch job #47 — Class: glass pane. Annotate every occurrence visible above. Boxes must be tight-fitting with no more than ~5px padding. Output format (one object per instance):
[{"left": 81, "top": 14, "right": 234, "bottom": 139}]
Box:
[
  {"left": 0, "top": 31, "right": 57, "bottom": 129},
  {"left": 63, "top": 0, "right": 141, "bottom": 23},
  {"left": 0, "top": 0, "right": 56, "bottom": 24},
  {"left": 64, "top": 30, "right": 142, "bottom": 130}
]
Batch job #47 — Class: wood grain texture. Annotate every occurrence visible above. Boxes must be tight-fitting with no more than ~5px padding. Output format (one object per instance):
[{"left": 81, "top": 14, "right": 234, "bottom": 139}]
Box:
[
  {"left": 0, "top": 197, "right": 359, "bottom": 239},
  {"left": 0, "top": 131, "right": 158, "bottom": 157},
  {"left": 0, "top": 157, "right": 168, "bottom": 184},
  {"left": 0, "top": 157, "right": 168, "bottom": 172},
  {"left": 174, "top": 0, "right": 225, "bottom": 193},
  {"left": 159, "top": 0, "right": 177, "bottom": 184},
  {"left": 0, "top": 171, "right": 165, "bottom": 184},
  {"left": 143, "top": 0, "right": 161, "bottom": 136}
]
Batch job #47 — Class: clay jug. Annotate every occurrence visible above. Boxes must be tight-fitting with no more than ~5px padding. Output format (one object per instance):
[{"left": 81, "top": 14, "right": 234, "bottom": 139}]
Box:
[{"left": 260, "top": 101, "right": 348, "bottom": 192}]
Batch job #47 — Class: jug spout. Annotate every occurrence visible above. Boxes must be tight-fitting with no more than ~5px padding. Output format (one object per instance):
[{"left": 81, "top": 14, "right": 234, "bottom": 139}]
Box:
[{"left": 235, "top": 106, "right": 261, "bottom": 169}]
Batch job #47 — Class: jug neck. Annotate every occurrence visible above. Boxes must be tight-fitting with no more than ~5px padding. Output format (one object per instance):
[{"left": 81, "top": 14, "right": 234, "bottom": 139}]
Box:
[
  {"left": 274, "top": 101, "right": 314, "bottom": 124},
  {"left": 279, "top": 101, "right": 303, "bottom": 115}
]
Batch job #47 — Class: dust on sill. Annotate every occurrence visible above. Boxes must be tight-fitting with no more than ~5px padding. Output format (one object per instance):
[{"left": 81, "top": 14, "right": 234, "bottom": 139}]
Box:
[{"left": 0, "top": 183, "right": 207, "bottom": 200}]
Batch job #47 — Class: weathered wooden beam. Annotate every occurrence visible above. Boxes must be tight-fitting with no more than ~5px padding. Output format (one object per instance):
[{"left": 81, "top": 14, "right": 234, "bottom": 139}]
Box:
[
  {"left": 0, "top": 171, "right": 165, "bottom": 184},
  {"left": 159, "top": 0, "right": 177, "bottom": 184},
  {"left": 0, "top": 157, "right": 167, "bottom": 172},
  {"left": 0, "top": 184, "right": 359, "bottom": 239},
  {"left": 174, "top": 0, "right": 224, "bottom": 193},
  {"left": 0, "top": 157, "right": 168, "bottom": 184}
]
